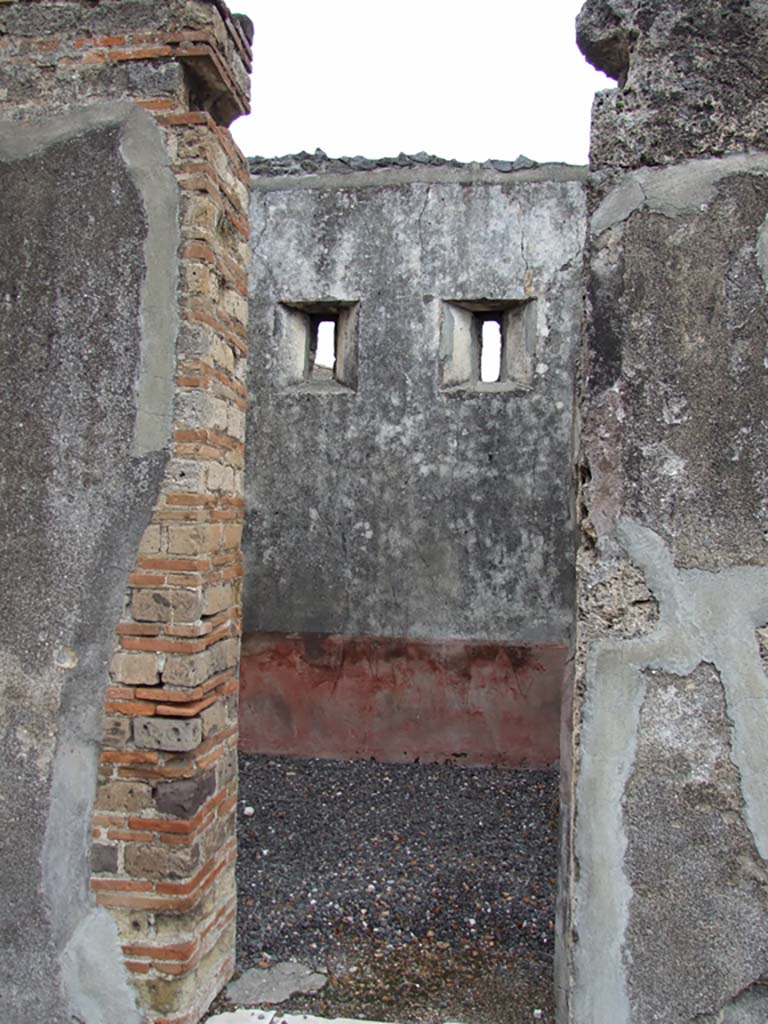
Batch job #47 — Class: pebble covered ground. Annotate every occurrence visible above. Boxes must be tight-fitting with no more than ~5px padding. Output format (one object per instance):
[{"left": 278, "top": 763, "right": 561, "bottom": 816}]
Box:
[{"left": 208, "top": 754, "right": 559, "bottom": 1024}]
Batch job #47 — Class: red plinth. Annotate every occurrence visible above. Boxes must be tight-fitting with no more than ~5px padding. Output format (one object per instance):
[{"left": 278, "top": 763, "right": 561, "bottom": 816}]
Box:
[{"left": 239, "top": 633, "right": 566, "bottom": 767}]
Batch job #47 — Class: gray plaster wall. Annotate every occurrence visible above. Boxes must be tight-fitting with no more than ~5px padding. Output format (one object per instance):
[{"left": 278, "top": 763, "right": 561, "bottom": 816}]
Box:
[
  {"left": 0, "top": 104, "right": 178, "bottom": 1023},
  {"left": 570, "top": 151, "right": 768, "bottom": 1024},
  {"left": 566, "top": 6, "right": 768, "bottom": 1017},
  {"left": 244, "top": 165, "right": 586, "bottom": 643}
]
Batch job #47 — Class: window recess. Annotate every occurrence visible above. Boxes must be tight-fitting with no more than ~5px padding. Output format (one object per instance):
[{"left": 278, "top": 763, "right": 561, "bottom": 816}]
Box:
[
  {"left": 279, "top": 301, "right": 359, "bottom": 393},
  {"left": 439, "top": 298, "right": 538, "bottom": 394}
]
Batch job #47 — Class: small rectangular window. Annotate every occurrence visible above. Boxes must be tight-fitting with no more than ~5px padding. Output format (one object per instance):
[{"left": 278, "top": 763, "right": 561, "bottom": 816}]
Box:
[
  {"left": 280, "top": 301, "right": 358, "bottom": 393},
  {"left": 440, "top": 298, "right": 537, "bottom": 393}
]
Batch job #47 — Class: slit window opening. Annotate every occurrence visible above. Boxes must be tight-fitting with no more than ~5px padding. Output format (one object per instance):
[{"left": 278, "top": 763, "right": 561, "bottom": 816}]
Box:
[
  {"left": 479, "top": 317, "right": 503, "bottom": 383},
  {"left": 308, "top": 317, "right": 337, "bottom": 380}
]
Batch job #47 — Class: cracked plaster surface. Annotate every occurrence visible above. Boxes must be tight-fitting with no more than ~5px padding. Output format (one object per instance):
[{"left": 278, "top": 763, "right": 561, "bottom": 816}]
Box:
[
  {"left": 592, "top": 152, "right": 768, "bottom": 237},
  {"left": 573, "top": 517, "right": 768, "bottom": 1024}
]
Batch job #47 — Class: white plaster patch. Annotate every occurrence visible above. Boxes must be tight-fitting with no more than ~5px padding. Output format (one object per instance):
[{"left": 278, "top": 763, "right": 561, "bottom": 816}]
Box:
[
  {"left": 276, "top": 1016, "right": 394, "bottom": 1024},
  {"left": 659, "top": 453, "right": 686, "bottom": 478},
  {"left": 61, "top": 908, "right": 142, "bottom": 1024},
  {"left": 661, "top": 393, "right": 688, "bottom": 426},
  {"left": 210, "top": 1013, "right": 469, "bottom": 1024},
  {"left": 208, "top": 1012, "right": 276, "bottom": 1024},
  {"left": 641, "top": 442, "right": 687, "bottom": 479},
  {"left": 757, "top": 210, "right": 768, "bottom": 295},
  {"left": 227, "top": 962, "right": 327, "bottom": 1006}
]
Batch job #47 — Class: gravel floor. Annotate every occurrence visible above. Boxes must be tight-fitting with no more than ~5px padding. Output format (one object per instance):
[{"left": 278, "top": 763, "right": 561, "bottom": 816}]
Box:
[{"left": 210, "top": 754, "right": 560, "bottom": 1024}]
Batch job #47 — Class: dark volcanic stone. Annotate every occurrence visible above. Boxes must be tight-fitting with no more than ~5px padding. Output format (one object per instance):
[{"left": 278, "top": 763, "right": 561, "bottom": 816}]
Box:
[{"left": 228, "top": 754, "right": 560, "bottom": 1024}]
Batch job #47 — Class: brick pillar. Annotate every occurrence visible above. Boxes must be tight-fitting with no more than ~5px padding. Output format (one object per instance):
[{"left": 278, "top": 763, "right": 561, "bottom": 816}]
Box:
[
  {"left": 91, "top": 105, "right": 248, "bottom": 1021},
  {"left": 565, "top": 2, "right": 768, "bottom": 1022},
  {"left": 1, "top": 4, "right": 251, "bottom": 1022}
]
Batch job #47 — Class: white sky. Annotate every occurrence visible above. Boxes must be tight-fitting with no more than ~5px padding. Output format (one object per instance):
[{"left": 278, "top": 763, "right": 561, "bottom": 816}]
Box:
[{"left": 229, "top": 0, "right": 614, "bottom": 166}]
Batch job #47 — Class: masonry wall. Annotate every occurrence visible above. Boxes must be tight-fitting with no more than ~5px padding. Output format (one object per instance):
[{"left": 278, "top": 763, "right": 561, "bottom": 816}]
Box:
[
  {"left": 242, "top": 160, "right": 585, "bottom": 764},
  {"left": 0, "top": 3, "right": 251, "bottom": 1022},
  {"left": 564, "top": 1, "right": 768, "bottom": 1021},
  {"left": 0, "top": 102, "right": 175, "bottom": 1024},
  {"left": 8, "top": 1, "right": 767, "bottom": 1020}
]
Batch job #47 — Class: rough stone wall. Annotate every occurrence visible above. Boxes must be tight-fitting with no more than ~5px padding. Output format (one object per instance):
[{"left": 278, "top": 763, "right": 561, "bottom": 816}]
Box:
[
  {"left": 564, "top": 1, "right": 768, "bottom": 1021},
  {"left": 0, "top": 4, "right": 251, "bottom": 1023}
]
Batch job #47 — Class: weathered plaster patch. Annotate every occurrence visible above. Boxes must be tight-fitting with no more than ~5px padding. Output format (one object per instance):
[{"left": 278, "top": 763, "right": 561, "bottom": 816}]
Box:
[
  {"left": 690, "top": 979, "right": 768, "bottom": 1023},
  {"left": 0, "top": 102, "right": 178, "bottom": 455},
  {"left": 592, "top": 152, "right": 768, "bottom": 236},
  {"left": 574, "top": 517, "right": 768, "bottom": 1024},
  {"left": 60, "top": 908, "right": 141, "bottom": 1023},
  {"left": 0, "top": 104, "right": 174, "bottom": 1023},
  {"left": 119, "top": 105, "right": 179, "bottom": 455}
]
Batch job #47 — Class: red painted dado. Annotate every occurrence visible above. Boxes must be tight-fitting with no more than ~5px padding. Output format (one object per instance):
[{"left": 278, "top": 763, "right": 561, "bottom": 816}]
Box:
[{"left": 239, "top": 634, "right": 567, "bottom": 766}]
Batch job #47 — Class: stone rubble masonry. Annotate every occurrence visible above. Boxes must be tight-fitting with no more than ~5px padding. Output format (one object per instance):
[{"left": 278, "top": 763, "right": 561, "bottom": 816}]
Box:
[
  {"left": 576, "top": 0, "right": 768, "bottom": 170},
  {"left": 0, "top": 3, "right": 251, "bottom": 1023},
  {"left": 248, "top": 149, "right": 542, "bottom": 177}
]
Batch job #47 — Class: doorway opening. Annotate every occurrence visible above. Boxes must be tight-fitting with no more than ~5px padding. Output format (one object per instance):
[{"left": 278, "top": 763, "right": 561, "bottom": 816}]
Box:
[{"left": 215, "top": 638, "right": 567, "bottom": 1024}]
